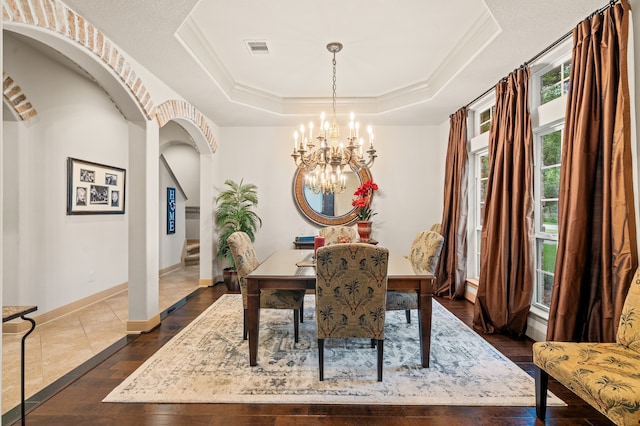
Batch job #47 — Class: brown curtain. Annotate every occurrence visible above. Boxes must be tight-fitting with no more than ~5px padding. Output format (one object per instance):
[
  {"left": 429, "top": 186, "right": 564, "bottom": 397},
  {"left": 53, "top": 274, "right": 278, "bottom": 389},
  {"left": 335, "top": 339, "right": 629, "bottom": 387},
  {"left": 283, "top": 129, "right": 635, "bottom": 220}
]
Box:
[
  {"left": 434, "top": 108, "right": 468, "bottom": 298},
  {"left": 547, "top": 0, "right": 637, "bottom": 342},
  {"left": 473, "top": 67, "right": 534, "bottom": 336}
]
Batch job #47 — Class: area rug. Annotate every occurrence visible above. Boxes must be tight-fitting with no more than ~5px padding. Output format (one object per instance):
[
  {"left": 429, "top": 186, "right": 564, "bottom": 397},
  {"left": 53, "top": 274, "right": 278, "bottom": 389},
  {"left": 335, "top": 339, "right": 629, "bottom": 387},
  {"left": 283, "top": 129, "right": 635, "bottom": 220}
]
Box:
[{"left": 103, "top": 294, "right": 564, "bottom": 406}]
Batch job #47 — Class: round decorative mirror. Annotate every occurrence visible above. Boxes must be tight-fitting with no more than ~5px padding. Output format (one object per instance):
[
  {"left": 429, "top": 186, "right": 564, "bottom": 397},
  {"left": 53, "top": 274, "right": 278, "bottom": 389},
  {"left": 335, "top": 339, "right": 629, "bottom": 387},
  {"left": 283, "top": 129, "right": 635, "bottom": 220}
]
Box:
[{"left": 293, "top": 164, "right": 372, "bottom": 226}]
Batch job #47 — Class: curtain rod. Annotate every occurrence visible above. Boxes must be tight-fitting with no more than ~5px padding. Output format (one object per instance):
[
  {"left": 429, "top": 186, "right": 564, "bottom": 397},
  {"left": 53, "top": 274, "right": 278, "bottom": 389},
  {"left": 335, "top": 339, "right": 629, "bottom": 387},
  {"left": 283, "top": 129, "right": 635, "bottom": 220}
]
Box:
[{"left": 459, "top": 0, "right": 618, "bottom": 113}]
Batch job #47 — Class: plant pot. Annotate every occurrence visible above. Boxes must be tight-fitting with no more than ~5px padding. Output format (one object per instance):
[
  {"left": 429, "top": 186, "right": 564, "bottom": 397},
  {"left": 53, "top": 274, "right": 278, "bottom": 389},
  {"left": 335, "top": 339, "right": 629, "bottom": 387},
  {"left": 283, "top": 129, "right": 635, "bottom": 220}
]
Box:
[
  {"left": 356, "top": 220, "right": 373, "bottom": 241},
  {"left": 223, "top": 268, "right": 240, "bottom": 293}
]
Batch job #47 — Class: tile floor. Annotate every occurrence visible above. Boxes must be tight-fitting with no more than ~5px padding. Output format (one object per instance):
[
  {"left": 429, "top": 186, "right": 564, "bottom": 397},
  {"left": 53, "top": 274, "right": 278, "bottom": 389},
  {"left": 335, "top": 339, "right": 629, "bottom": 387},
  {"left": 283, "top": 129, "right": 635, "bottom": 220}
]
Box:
[{"left": 1, "top": 265, "right": 201, "bottom": 414}]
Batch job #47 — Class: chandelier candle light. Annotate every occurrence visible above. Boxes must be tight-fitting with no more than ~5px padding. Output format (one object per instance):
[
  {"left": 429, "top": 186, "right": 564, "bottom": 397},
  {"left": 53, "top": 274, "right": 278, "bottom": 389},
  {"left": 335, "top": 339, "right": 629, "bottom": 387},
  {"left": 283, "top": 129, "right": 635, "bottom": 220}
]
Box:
[{"left": 291, "top": 42, "right": 377, "bottom": 195}]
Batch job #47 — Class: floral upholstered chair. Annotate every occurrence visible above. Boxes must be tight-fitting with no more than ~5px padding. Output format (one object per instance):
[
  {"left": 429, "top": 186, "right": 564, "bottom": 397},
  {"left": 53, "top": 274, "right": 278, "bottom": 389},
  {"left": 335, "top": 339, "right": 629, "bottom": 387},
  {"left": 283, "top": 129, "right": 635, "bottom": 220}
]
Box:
[
  {"left": 227, "top": 231, "right": 306, "bottom": 343},
  {"left": 315, "top": 243, "right": 389, "bottom": 381},
  {"left": 319, "top": 226, "right": 356, "bottom": 245},
  {"left": 385, "top": 230, "right": 444, "bottom": 323},
  {"left": 430, "top": 223, "right": 442, "bottom": 235},
  {"left": 533, "top": 267, "right": 640, "bottom": 425}
]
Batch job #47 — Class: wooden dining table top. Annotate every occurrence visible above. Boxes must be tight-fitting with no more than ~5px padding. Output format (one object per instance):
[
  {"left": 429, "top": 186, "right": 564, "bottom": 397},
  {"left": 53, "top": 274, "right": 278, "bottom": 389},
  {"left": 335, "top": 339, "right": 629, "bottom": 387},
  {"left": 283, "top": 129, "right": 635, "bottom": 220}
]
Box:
[{"left": 248, "top": 249, "right": 429, "bottom": 280}]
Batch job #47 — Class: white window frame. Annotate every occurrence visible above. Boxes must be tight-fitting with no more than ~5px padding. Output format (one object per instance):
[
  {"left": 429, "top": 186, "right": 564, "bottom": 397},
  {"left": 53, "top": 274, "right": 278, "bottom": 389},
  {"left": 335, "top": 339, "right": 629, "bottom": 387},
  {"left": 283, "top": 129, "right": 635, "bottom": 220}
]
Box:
[
  {"left": 477, "top": 106, "right": 493, "bottom": 135},
  {"left": 537, "top": 59, "right": 571, "bottom": 106},
  {"left": 467, "top": 94, "right": 494, "bottom": 280},
  {"left": 473, "top": 99, "right": 494, "bottom": 137},
  {"left": 473, "top": 149, "right": 489, "bottom": 278},
  {"left": 532, "top": 121, "right": 564, "bottom": 312},
  {"left": 528, "top": 34, "right": 572, "bottom": 314},
  {"left": 530, "top": 38, "right": 573, "bottom": 111}
]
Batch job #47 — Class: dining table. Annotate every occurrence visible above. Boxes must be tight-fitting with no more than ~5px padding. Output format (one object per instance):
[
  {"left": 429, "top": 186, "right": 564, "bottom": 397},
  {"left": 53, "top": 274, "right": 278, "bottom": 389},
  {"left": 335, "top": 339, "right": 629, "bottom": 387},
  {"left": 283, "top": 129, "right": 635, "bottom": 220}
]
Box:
[{"left": 245, "top": 249, "right": 435, "bottom": 367}]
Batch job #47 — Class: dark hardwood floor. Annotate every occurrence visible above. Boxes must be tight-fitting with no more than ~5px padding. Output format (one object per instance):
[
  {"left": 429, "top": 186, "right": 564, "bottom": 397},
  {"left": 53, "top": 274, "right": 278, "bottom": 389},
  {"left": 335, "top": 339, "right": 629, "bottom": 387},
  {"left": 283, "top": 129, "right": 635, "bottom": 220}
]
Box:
[{"left": 9, "top": 284, "right": 612, "bottom": 426}]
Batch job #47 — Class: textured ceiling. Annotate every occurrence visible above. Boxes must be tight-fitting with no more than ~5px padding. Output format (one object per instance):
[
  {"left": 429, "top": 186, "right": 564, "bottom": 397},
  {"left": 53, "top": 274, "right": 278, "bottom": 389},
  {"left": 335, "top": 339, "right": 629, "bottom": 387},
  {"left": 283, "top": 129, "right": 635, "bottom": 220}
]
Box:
[{"left": 58, "top": 0, "right": 605, "bottom": 126}]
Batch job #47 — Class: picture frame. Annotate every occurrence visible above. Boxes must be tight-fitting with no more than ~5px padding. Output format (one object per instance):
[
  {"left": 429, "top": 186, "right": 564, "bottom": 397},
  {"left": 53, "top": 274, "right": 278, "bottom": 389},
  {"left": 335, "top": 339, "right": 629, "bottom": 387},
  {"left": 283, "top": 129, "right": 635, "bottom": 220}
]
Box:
[{"left": 67, "top": 157, "right": 126, "bottom": 215}]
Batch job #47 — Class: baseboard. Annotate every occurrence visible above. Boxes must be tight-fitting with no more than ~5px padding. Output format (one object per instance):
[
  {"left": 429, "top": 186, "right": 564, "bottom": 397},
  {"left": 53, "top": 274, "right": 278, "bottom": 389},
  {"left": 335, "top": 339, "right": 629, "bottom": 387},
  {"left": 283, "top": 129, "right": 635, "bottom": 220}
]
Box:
[
  {"left": 3, "top": 265, "right": 191, "bottom": 334},
  {"left": 464, "top": 278, "right": 478, "bottom": 303},
  {"left": 2, "top": 318, "right": 33, "bottom": 334},
  {"left": 199, "top": 278, "right": 213, "bottom": 287},
  {"left": 461, "top": 278, "right": 548, "bottom": 341},
  {"left": 160, "top": 262, "right": 182, "bottom": 276},
  {"left": 2, "top": 282, "right": 128, "bottom": 334},
  {"left": 126, "top": 314, "right": 161, "bottom": 334}
]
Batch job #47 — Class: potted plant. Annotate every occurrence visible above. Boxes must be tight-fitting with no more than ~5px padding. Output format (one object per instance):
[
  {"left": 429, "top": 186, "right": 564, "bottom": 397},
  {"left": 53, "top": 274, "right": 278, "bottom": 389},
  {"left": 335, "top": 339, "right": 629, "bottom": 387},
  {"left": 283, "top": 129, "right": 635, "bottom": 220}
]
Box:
[
  {"left": 215, "top": 179, "right": 262, "bottom": 291},
  {"left": 352, "top": 179, "right": 379, "bottom": 241}
]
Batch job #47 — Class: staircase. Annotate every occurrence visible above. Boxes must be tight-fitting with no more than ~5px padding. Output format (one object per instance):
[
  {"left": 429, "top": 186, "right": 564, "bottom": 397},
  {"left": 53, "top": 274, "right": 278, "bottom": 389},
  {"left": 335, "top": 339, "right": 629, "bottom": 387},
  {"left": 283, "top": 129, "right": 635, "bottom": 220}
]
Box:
[{"left": 183, "top": 239, "right": 200, "bottom": 266}]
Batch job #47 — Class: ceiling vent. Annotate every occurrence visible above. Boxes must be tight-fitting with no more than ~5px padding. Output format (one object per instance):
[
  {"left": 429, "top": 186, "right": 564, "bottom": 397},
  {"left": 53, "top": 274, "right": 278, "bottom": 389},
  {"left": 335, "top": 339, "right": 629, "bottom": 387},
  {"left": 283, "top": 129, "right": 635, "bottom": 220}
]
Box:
[{"left": 245, "top": 40, "right": 270, "bottom": 55}]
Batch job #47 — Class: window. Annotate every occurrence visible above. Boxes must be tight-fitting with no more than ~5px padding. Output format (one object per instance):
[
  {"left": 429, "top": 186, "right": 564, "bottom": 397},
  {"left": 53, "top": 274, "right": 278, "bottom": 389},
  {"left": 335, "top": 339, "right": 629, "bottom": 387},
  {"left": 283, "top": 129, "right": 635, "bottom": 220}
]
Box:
[
  {"left": 465, "top": 42, "right": 570, "bottom": 321},
  {"left": 540, "top": 59, "right": 571, "bottom": 105},
  {"left": 534, "top": 126, "right": 562, "bottom": 309},
  {"left": 474, "top": 150, "right": 489, "bottom": 277},
  {"left": 469, "top": 96, "right": 494, "bottom": 279},
  {"left": 479, "top": 107, "right": 493, "bottom": 134}
]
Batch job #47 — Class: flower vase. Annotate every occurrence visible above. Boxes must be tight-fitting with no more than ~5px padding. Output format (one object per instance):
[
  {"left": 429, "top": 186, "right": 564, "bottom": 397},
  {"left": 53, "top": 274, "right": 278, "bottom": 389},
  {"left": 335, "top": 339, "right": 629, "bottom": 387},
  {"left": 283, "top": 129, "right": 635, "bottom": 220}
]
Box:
[{"left": 356, "top": 220, "right": 372, "bottom": 241}]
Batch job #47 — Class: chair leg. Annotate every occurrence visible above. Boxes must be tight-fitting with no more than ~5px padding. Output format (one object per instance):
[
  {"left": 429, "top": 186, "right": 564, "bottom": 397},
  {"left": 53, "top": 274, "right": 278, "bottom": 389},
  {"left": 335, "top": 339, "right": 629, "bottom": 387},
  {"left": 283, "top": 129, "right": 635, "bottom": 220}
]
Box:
[
  {"left": 293, "top": 309, "right": 300, "bottom": 343},
  {"left": 377, "top": 339, "right": 384, "bottom": 382},
  {"left": 371, "top": 339, "right": 376, "bottom": 348},
  {"left": 405, "top": 310, "right": 411, "bottom": 324},
  {"left": 535, "top": 366, "right": 549, "bottom": 421},
  {"left": 243, "top": 309, "right": 248, "bottom": 340},
  {"left": 318, "top": 339, "right": 324, "bottom": 381}
]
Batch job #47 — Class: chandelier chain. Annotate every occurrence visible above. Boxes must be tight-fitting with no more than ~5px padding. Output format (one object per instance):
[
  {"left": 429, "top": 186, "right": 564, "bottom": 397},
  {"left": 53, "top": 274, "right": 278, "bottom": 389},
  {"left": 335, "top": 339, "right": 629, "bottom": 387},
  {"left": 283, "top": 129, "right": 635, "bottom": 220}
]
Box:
[{"left": 332, "top": 53, "right": 337, "bottom": 119}]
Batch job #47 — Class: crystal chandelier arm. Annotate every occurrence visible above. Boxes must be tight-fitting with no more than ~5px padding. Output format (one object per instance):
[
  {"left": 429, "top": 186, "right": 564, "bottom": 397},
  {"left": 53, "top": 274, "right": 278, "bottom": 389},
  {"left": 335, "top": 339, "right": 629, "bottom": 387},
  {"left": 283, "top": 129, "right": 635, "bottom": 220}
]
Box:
[
  {"left": 360, "top": 148, "right": 377, "bottom": 168},
  {"left": 292, "top": 147, "right": 320, "bottom": 171}
]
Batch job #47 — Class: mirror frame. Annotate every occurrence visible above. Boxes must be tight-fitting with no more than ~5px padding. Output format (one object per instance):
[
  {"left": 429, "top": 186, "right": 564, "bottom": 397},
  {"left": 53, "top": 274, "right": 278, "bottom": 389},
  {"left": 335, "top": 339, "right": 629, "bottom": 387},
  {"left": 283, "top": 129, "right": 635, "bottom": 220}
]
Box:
[{"left": 292, "top": 164, "right": 373, "bottom": 226}]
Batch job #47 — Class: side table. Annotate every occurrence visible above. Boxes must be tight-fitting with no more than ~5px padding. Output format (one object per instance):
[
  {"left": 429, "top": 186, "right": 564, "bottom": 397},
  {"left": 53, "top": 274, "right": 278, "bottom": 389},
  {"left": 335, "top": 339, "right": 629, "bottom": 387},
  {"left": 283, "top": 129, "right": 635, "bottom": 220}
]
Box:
[{"left": 3, "top": 306, "right": 37, "bottom": 426}]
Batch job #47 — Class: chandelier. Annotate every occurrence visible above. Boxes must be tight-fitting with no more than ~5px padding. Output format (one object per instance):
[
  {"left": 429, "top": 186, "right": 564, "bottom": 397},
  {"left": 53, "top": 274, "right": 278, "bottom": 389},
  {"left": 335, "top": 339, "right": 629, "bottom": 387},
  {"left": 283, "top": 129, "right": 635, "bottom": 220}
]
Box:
[{"left": 291, "top": 42, "right": 377, "bottom": 195}]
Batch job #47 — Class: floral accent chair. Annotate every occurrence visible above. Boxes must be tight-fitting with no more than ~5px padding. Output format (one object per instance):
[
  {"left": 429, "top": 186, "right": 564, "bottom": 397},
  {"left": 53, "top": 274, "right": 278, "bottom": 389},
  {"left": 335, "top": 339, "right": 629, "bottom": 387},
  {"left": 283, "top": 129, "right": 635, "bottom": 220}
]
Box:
[
  {"left": 227, "top": 231, "right": 306, "bottom": 343},
  {"left": 430, "top": 223, "right": 442, "bottom": 235},
  {"left": 533, "top": 268, "right": 640, "bottom": 425},
  {"left": 385, "top": 230, "right": 444, "bottom": 323},
  {"left": 315, "top": 243, "right": 389, "bottom": 381},
  {"left": 319, "top": 226, "right": 356, "bottom": 245}
]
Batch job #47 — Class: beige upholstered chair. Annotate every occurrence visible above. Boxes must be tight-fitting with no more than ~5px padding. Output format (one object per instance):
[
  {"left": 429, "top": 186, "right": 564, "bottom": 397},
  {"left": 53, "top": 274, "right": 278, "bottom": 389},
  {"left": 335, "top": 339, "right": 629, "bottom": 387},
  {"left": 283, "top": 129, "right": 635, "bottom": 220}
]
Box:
[
  {"left": 319, "top": 226, "right": 356, "bottom": 245},
  {"left": 385, "top": 230, "right": 444, "bottom": 323},
  {"left": 315, "top": 243, "right": 389, "bottom": 381},
  {"left": 430, "top": 223, "right": 442, "bottom": 235},
  {"left": 227, "top": 231, "right": 306, "bottom": 342},
  {"left": 533, "top": 268, "right": 640, "bottom": 425}
]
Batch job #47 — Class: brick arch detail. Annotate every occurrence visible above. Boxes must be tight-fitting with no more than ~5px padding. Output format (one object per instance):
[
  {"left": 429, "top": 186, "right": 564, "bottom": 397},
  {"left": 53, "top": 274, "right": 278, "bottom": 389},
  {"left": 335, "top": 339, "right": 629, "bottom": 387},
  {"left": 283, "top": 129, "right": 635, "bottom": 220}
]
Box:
[
  {"left": 2, "top": 0, "right": 154, "bottom": 119},
  {"left": 3, "top": 72, "right": 37, "bottom": 120},
  {"left": 156, "top": 100, "right": 217, "bottom": 153}
]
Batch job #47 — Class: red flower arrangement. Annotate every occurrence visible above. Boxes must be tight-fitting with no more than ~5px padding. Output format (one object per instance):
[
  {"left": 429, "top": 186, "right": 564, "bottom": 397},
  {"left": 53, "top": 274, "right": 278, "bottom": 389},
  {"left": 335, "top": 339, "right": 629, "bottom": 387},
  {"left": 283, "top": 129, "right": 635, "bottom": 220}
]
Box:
[{"left": 352, "top": 179, "right": 379, "bottom": 221}]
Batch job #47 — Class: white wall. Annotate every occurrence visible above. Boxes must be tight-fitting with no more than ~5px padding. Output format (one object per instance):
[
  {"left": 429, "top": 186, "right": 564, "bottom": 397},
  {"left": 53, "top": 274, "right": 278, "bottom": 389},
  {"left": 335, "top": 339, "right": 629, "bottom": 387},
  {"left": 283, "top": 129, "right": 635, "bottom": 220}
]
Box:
[
  {"left": 2, "top": 33, "right": 129, "bottom": 312},
  {"left": 159, "top": 126, "right": 201, "bottom": 240},
  {"left": 3, "top": 121, "right": 21, "bottom": 303},
  {"left": 159, "top": 123, "right": 201, "bottom": 207},
  {"left": 217, "top": 125, "right": 446, "bottom": 261}
]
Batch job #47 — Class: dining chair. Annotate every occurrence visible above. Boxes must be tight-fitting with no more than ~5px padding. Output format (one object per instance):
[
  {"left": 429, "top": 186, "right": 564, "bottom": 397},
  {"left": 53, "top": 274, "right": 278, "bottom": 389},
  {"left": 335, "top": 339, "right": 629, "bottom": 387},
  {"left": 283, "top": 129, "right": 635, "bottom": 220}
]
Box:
[
  {"left": 385, "top": 230, "right": 444, "bottom": 323},
  {"left": 318, "top": 225, "right": 356, "bottom": 245},
  {"left": 227, "top": 231, "right": 306, "bottom": 343},
  {"left": 315, "top": 243, "right": 389, "bottom": 381}
]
